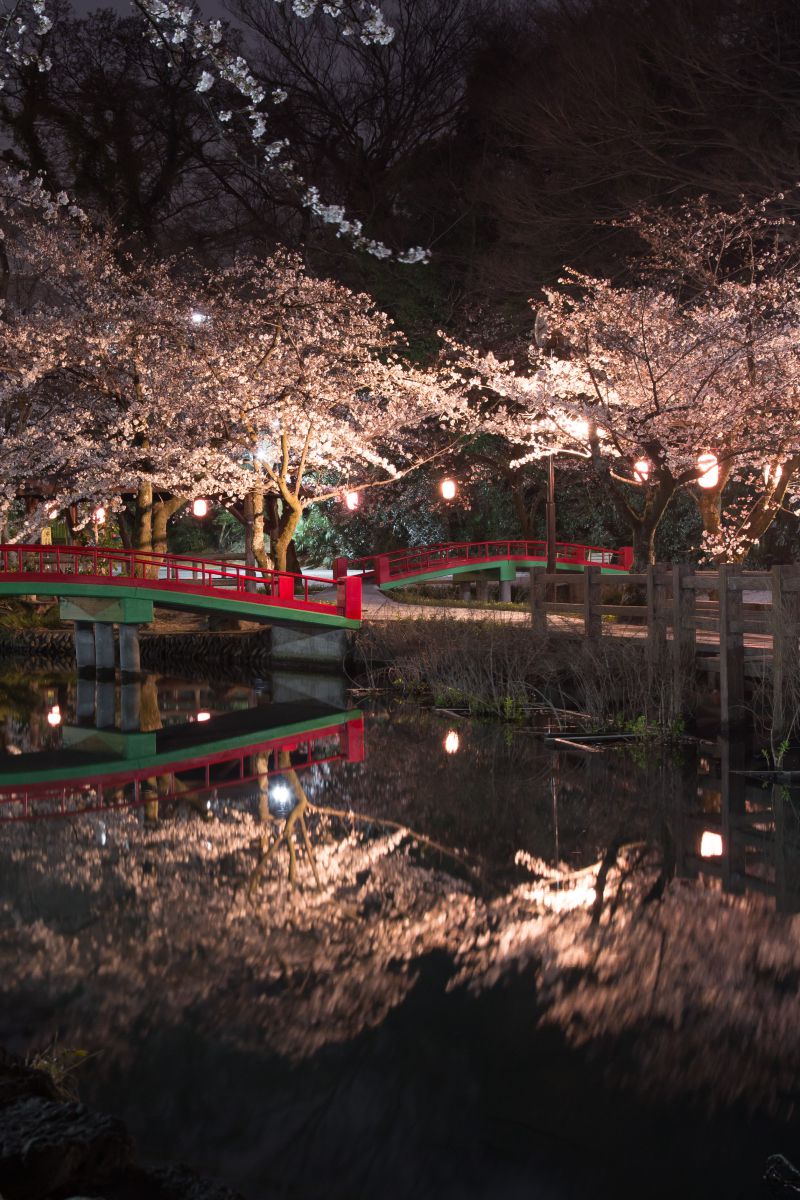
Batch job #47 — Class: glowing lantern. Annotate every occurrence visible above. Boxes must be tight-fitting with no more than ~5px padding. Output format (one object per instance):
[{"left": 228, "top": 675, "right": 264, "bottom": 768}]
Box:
[
  {"left": 196, "top": 711, "right": 211, "bottom": 722},
  {"left": 443, "top": 730, "right": 460, "bottom": 754},
  {"left": 696, "top": 452, "right": 719, "bottom": 490},
  {"left": 440, "top": 478, "right": 457, "bottom": 501},
  {"left": 46, "top": 705, "right": 62, "bottom": 727},
  {"left": 344, "top": 491, "right": 360, "bottom": 511},
  {"left": 190, "top": 310, "right": 208, "bottom": 325},
  {"left": 192, "top": 498, "right": 208, "bottom": 518},
  {"left": 700, "top": 830, "right": 723, "bottom": 858},
  {"left": 94, "top": 506, "right": 106, "bottom": 524},
  {"left": 633, "top": 459, "right": 650, "bottom": 483}
]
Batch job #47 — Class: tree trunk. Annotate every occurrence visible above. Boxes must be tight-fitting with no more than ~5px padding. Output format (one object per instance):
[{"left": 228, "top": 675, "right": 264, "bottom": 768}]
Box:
[
  {"left": 273, "top": 498, "right": 302, "bottom": 572},
  {"left": 152, "top": 497, "right": 186, "bottom": 557},
  {"left": 135, "top": 480, "right": 153, "bottom": 554},
  {"left": 250, "top": 482, "right": 275, "bottom": 573}
]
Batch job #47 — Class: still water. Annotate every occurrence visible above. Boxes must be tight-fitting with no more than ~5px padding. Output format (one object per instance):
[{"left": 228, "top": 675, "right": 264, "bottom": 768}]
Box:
[{"left": 1, "top": 667, "right": 799, "bottom": 1199}]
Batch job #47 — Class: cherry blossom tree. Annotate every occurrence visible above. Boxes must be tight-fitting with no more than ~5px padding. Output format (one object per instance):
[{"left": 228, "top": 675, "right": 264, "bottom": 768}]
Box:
[
  {"left": 1, "top": 165, "right": 463, "bottom": 565},
  {"left": 457, "top": 192, "right": 800, "bottom": 565}
]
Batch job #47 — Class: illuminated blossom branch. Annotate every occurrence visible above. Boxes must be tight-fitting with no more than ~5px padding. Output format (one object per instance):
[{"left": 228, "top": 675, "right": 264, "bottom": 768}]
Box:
[{"left": 1, "top": 178, "right": 462, "bottom": 561}]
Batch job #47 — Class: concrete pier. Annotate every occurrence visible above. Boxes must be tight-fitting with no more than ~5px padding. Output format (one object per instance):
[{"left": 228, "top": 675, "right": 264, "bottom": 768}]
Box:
[
  {"left": 75, "top": 621, "right": 96, "bottom": 674},
  {"left": 271, "top": 625, "right": 348, "bottom": 669},
  {"left": 119, "top": 624, "right": 141, "bottom": 674},
  {"left": 94, "top": 623, "right": 116, "bottom": 673},
  {"left": 95, "top": 679, "right": 116, "bottom": 729}
]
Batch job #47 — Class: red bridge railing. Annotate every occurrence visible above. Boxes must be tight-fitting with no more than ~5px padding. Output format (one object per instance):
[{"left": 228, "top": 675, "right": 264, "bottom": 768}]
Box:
[
  {"left": 338, "top": 540, "right": 633, "bottom": 585},
  {"left": 0, "top": 717, "right": 365, "bottom": 823},
  {"left": 0, "top": 544, "right": 361, "bottom": 622}
]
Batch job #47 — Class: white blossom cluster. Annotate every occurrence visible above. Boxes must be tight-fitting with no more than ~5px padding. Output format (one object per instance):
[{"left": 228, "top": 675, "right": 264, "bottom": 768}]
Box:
[{"left": 0, "top": 0, "right": 429, "bottom": 264}]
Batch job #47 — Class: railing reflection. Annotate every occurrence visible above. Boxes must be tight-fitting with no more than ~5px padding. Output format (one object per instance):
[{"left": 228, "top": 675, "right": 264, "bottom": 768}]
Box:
[{"left": 673, "top": 738, "right": 800, "bottom": 913}]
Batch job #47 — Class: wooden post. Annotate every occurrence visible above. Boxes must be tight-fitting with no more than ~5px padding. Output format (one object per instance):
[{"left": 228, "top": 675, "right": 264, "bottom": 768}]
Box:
[
  {"left": 646, "top": 564, "right": 669, "bottom": 677},
  {"left": 720, "top": 736, "right": 746, "bottom": 895},
  {"left": 772, "top": 565, "right": 785, "bottom": 736},
  {"left": 718, "top": 564, "right": 745, "bottom": 730},
  {"left": 672, "top": 564, "right": 696, "bottom": 716},
  {"left": 771, "top": 564, "right": 800, "bottom": 737},
  {"left": 583, "top": 565, "right": 601, "bottom": 642},
  {"left": 530, "top": 568, "right": 547, "bottom": 636}
]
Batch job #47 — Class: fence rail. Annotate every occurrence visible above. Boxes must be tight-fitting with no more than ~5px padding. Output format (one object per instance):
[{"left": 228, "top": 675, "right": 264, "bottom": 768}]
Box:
[{"left": 529, "top": 563, "right": 795, "bottom": 730}]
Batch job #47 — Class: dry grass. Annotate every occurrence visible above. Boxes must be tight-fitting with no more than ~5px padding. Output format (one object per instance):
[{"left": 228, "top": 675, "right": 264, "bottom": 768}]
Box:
[{"left": 355, "top": 616, "right": 687, "bottom": 732}]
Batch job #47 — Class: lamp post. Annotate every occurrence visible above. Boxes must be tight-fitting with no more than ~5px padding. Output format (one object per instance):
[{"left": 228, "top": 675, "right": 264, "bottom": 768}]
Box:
[{"left": 546, "top": 456, "right": 556, "bottom": 573}]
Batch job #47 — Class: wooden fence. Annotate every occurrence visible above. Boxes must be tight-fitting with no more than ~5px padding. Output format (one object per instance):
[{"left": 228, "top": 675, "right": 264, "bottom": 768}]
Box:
[{"left": 529, "top": 564, "right": 800, "bottom": 729}]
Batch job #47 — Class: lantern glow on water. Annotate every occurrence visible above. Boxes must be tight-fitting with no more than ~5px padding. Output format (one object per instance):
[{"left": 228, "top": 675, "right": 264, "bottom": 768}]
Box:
[
  {"left": 700, "top": 830, "right": 724, "bottom": 858},
  {"left": 443, "top": 730, "right": 460, "bottom": 755}
]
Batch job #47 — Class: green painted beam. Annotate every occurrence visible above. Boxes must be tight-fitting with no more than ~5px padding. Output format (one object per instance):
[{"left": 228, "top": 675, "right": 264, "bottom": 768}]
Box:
[
  {"left": 0, "top": 580, "right": 359, "bottom": 631},
  {"left": 0, "top": 709, "right": 359, "bottom": 786}
]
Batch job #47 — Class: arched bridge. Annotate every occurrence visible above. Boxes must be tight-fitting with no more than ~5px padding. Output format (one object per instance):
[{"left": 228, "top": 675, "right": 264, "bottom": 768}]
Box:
[
  {"left": 0, "top": 544, "right": 361, "bottom": 630},
  {"left": 0, "top": 701, "right": 364, "bottom": 823},
  {"left": 336, "top": 540, "right": 633, "bottom": 589}
]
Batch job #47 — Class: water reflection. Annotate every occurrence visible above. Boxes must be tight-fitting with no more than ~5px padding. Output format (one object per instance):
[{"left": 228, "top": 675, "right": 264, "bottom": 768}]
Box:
[{"left": 1, "top": 672, "right": 800, "bottom": 1197}]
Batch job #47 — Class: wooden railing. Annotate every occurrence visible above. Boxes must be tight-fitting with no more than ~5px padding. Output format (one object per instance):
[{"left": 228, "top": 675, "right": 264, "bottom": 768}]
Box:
[{"left": 529, "top": 563, "right": 796, "bottom": 729}]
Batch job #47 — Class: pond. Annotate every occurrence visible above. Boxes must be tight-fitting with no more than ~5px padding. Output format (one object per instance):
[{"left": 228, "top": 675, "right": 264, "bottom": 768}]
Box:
[{"left": 0, "top": 665, "right": 799, "bottom": 1199}]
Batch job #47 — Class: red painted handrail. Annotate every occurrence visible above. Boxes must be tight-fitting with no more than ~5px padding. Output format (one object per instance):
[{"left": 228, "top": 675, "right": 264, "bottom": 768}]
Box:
[
  {"left": 341, "top": 540, "right": 633, "bottom": 583},
  {"left": 0, "top": 544, "right": 361, "bottom": 622},
  {"left": 0, "top": 717, "right": 365, "bottom": 823}
]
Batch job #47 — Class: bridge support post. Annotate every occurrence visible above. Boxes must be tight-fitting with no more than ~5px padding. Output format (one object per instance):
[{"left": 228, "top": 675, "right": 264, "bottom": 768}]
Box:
[
  {"left": 76, "top": 676, "right": 96, "bottom": 724},
  {"left": 95, "top": 679, "right": 116, "bottom": 729},
  {"left": 498, "top": 562, "right": 516, "bottom": 603},
  {"left": 94, "top": 622, "right": 116, "bottom": 673},
  {"left": 74, "top": 621, "right": 96, "bottom": 674},
  {"left": 119, "top": 624, "right": 141, "bottom": 675},
  {"left": 475, "top": 578, "right": 489, "bottom": 603},
  {"left": 459, "top": 582, "right": 472, "bottom": 601},
  {"left": 120, "top": 680, "right": 142, "bottom": 732}
]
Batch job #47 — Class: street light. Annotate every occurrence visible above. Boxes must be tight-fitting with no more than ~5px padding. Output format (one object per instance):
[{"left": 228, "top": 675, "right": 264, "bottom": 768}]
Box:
[
  {"left": 46, "top": 704, "right": 61, "bottom": 727},
  {"left": 546, "top": 455, "right": 557, "bottom": 573}
]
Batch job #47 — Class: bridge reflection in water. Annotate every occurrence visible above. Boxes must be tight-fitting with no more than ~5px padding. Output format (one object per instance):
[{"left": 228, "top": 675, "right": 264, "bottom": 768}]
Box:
[{"left": 0, "top": 673, "right": 364, "bottom": 824}]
